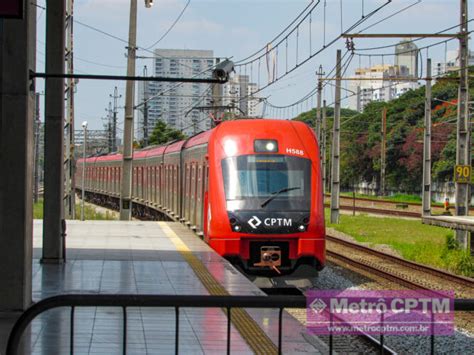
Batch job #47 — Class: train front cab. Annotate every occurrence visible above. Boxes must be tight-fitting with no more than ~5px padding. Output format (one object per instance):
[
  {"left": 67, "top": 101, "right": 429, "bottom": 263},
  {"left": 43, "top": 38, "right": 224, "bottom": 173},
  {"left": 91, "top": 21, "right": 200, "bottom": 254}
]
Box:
[{"left": 206, "top": 119, "right": 325, "bottom": 276}]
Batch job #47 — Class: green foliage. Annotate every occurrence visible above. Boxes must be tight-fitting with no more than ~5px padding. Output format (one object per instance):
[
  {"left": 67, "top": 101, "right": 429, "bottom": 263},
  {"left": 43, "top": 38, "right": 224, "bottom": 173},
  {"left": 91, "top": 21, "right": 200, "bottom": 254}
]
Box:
[
  {"left": 294, "top": 107, "right": 359, "bottom": 127},
  {"left": 295, "top": 69, "right": 474, "bottom": 193},
  {"left": 147, "top": 120, "right": 186, "bottom": 146},
  {"left": 326, "top": 211, "right": 473, "bottom": 277},
  {"left": 441, "top": 235, "right": 473, "bottom": 276},
  {"left": 33, "top": 200, "right": 115, "bottom": 220}
]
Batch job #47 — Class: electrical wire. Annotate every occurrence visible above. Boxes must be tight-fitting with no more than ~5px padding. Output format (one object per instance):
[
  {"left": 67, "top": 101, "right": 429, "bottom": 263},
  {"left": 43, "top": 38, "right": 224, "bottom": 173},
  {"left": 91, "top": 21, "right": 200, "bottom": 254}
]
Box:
[
  {"left": 143, "top": 0, "right": 191, "bottom": 50},
  {"left": 235, "top": 0, "right": 318, "bottom": 64}
]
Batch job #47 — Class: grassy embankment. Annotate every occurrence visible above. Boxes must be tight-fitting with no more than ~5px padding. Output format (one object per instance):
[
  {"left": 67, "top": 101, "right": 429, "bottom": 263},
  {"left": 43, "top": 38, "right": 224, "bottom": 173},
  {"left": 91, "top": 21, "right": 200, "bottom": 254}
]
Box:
[
  {"left": 326, "top": 211, "right": 473, "bottom": 277},
  {"left": 33, "top": 199, "right": 116, "bottom": 220}
]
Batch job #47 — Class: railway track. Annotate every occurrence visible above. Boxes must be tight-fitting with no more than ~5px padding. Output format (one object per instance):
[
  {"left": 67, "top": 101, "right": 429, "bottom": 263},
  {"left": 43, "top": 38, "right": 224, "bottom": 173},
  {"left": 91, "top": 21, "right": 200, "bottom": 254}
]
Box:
[
  {"left": 324, "top": 203, "right": 420, "bottom": 218},
  {"left": 262, "top": 288, "right": 397, "bottom": 354},
  {"left": 326, "top": 234, "right": 474, "bottom": 298}
]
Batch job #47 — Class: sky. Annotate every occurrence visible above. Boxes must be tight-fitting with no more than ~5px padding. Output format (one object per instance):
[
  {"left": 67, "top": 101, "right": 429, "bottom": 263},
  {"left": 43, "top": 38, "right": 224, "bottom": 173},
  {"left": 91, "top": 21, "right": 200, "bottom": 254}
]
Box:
[{"left": 34, "top": 0, "right": 474, "bottom": 131}]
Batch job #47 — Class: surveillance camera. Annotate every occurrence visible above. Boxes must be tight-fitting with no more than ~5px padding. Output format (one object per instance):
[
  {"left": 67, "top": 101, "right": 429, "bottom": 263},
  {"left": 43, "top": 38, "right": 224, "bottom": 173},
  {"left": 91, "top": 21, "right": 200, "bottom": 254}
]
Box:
[
  {"left": 82, "top": 121, "right": 88, "bottom": 128},
  {"left": 213, "top": 59, "right": 234, "bottom": 81}
]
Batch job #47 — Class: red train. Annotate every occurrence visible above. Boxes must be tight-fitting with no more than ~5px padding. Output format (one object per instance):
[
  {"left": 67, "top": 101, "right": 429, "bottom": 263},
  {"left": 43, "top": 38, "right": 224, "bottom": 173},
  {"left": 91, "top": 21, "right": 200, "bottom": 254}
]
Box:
[{"left": 76, "top": 119, "right": 325, "bottom": 275}]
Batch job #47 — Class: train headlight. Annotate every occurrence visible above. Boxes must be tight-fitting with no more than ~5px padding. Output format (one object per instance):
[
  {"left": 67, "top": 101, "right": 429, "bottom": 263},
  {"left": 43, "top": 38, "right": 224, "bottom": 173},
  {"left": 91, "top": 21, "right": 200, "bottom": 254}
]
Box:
[
  {"left": 254, "top": 139, "right": 278, "bottom": 153},
  {"left": 233, "top": 225, "right": 241, "bottom": 232},
  {"left": 298, "top": 224, "right": 306, "bottom": 232}
]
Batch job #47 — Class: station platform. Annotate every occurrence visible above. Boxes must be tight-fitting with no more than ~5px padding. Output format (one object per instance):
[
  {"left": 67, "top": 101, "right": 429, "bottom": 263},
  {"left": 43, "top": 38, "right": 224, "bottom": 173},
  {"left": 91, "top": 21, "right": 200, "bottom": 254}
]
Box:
[
  {"left": 422, "top": 215, "right": 474, "bottom": 232},
  {"left": 3, "top": 220, "right": 324, "bottom": 354}
]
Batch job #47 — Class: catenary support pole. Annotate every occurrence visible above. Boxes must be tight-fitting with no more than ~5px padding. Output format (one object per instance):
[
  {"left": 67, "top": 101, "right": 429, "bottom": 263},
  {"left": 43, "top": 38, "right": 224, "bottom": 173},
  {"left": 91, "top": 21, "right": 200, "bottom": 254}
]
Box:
[
  {"left": 120, "top": 0, "right": 138, "bottom": 220},
  {"left": 330, "top": 50, "right": 342, "bottom": 224},
  {"left": 42, "top": 0, "right": 66, "bottom": 263},
  {"left": 143, "top": 66, "right": 149, "bottom": 147},
  {"left": 455, "top": 0, "right": 471, "bottom": 248},
  {"left": 380, "top": 107, "right": 387, "bottom": 196},
  {"left": 64, "top": 0, "right": 75, "bottom": 220},
  {"left": 111, "top": 86, "right": 120, "bottom": 152},
  {"left": 34, "top": 93, "right": 41, "bottom": 203},
  {"left": 321, "top": 100, "right": 327, "bottom": 194},
  {"left": 0, "top": 0, "right": 36, "bottom": 311},
  {"left": 422, "top": 58, "right": 432, "bottom": 216},
  {"left": 316, "top": 66, "right": 324, "bottom": 142}
]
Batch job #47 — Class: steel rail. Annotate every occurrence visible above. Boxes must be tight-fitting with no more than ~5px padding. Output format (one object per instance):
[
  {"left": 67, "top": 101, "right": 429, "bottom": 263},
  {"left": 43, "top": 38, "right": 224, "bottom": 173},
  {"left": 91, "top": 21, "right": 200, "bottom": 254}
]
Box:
[{"left": 326, "top": 235, "right": 474, "bottom": 288}]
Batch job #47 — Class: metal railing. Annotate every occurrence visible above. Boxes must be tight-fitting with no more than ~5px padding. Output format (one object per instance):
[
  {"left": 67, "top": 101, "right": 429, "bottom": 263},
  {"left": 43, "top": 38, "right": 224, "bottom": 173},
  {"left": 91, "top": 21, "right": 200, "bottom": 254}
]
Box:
[
  {"left": 6, "top": 294, "right": 305, "bottom": 355},
  {"left": 6, "top": 295, "right": 474, "bottom": 355}
]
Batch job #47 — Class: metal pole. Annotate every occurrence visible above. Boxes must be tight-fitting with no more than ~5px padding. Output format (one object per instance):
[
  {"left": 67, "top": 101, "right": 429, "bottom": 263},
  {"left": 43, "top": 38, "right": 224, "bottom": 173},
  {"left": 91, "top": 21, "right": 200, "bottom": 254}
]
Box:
[
  {"left": 42, "top": 0, "right": 66, "bottom": 263},
  {"left": 316, "top": 66, "right": 323, "bottom": 142},
  {"left": 212, "top": 58, "right": 223, "bottom": 128},
  {"left": 455, "top": 0, "right": 470, "bottom": 248},
  {"left": 380, "top": 107, "right": 387, "bottom": 196},
  {"left": 422, "top": 58, "right": 432, "bottom": 216},
  {"left": 111, "top": 86, "right": 120, "bottom": 152},
  {"left": 120, "top": 0, "right": 138, "bottom": 221},
  {"left": 108, "top": 101, "right": 113, "bottom": 153},
  {"left": 34, "top": 93, "right": 41, "bottom": 203},
  {"left": 143, "top": 66, "right": 149, "bottom": 147},
  {"left": 81, "top": 124, "right": 87, "bottom": 221},
  {"left": 330, "top": 50, "right": 342, "bottom": 224},
  {"left": 321, "top": 100, "right": 327, "bottom": 194},
  {"left": 65, "top": 0, "right": 75, "bottom": 220}
]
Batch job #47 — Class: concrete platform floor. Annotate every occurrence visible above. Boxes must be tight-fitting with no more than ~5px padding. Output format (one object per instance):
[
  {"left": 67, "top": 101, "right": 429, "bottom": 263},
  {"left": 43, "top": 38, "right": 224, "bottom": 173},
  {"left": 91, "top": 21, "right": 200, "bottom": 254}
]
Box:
[{"left": 0, "top": 220, "right": 323, "bottom": 354}]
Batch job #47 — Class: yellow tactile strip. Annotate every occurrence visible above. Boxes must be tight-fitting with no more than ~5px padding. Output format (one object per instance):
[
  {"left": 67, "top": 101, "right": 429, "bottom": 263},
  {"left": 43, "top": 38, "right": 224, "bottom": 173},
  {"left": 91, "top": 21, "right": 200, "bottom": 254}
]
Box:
[{"left": 159, "top": 222, "right": 278, "bottom": 355}]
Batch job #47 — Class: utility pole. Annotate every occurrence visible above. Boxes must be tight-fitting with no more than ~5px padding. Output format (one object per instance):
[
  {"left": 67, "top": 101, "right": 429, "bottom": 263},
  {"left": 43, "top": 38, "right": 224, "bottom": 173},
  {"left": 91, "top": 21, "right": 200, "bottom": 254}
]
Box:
[
  {"left": 120, "top": 0, "right": 138, "bottom": 221},
  {"left": 110, "top": 86, "right": 121, "bottom": 152},
  {"left": 380, "top": 107, "right": 387, "bottom": 196},
  {"left": 330, "top": 50, "right": 342, "bottom": 224},
  {"left": 143, "top": 66, "right": 149, "bottom": 147},
  {"left": 34, "top": 94, "right": 41, "bottom": 204},
  {"left": 455, "top": 0, "right": 470, "bottom": 248},
  {"left": 64, "top": 0, "right": 75, "bottom": 219},
  {"left": 107, "top": 101, "right": 113, "bottom": 153},
  {"left": 321, "top": 99, "right": 327, "bottom": 194},
  {"left": 422, "top": 58, "right": 432, "bottom": 216},
  {"left": 316, "top": 65, "right": 324, "bottom": 142},
  {"left": 212, "top": 58, "right": 223, "bottom": 127}
]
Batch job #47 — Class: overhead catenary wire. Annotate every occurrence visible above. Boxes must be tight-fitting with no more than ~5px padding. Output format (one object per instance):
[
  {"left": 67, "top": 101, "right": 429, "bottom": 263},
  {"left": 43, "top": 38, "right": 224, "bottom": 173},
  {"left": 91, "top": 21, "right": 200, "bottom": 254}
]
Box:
[
  {"left": 232, "top": 1, "right": 392, "bottom": 110},
  {"left": 143, "top": 0, "right": 191, "bottom": 50}
]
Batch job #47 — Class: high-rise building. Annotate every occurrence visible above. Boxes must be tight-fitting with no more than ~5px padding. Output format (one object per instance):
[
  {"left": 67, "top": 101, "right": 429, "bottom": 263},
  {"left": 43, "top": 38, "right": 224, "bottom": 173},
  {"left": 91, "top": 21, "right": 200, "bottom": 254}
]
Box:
[
  {"left": 348, "top": 64, "right": 419, "bottom": 111},
  {"left": 434, "top": 49, "right": 474, "bottom": 77},
  {"left": 222, "top": 75, "right": 261, "bottom": 118},
  {"left": 137, "top": 49, "right": 215, "bottom": 140},
  {"left": 394, "top": 40, "right": 419, "bottom": 77}
]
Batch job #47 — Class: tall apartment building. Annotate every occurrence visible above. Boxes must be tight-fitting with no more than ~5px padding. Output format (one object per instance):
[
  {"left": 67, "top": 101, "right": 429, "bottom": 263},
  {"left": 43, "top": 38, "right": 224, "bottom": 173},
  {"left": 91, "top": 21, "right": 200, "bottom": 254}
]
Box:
[
  {"left": 137, "top": 49, "right": 215, "bottom": 139},
  {"left": 348, "top": 64, "right": 419, "bottom": 111},
  {"left": 394, "top": 40, "right": 419, "bottom": 77},
  {"left": 221, "top": 75, "right": 261, "bottom": 118},
  {"left": 348, "top": 40, "right": 420, "bottom": 111},
  {"left": 434, "top": 49, "right": 474, "bottom": 77}
]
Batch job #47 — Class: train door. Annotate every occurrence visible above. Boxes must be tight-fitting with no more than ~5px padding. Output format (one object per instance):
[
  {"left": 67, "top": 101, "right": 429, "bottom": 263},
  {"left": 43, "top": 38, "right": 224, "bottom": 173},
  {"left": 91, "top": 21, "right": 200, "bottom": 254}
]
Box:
[
  {"left": 184, "top": 163, "right": 190, "bottom": 222},
  {"left": 174, "top": 165, "right": 179, "bottom": 216},
  {"left": 190, "top": 164, "right": 196, "bottom": 226},
  {"left": 196, "top": 165, "right": 204, "bottom": 231}
]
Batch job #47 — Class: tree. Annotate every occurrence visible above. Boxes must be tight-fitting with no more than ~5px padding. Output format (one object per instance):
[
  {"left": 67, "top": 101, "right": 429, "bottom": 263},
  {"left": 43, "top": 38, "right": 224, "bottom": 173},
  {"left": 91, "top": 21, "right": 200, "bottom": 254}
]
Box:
[{"left": 147, "top": 120, "right": 186, "bottom": 146}]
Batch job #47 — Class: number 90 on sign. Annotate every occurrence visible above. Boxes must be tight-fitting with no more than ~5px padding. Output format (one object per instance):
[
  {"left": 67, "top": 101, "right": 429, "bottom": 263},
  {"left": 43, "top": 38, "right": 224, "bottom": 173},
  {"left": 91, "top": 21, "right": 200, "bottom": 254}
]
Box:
[{"left": 454, "top": 165, "right": 472, "bottom": 183}]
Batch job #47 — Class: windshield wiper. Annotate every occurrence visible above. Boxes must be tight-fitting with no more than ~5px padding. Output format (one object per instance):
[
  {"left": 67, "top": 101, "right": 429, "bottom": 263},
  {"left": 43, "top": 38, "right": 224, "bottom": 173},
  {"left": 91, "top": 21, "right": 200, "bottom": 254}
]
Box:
[{"left": 260, "top": 187, "right": 301, "bottom": 208}]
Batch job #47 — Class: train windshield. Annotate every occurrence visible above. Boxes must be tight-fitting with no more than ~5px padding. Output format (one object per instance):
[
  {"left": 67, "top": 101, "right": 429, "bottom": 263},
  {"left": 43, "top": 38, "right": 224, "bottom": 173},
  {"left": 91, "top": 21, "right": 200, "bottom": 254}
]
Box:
[{"left": 221, "top": 155, "right": 311, "bottom": 211}]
